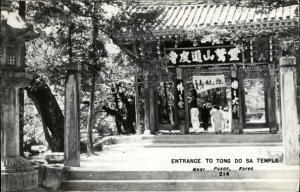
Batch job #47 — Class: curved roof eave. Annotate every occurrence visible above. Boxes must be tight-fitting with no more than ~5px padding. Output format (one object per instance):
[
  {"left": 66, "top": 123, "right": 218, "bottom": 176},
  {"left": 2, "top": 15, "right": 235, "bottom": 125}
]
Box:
[{"left": 132, "top": 4, "right": 299, "bottom": 36}]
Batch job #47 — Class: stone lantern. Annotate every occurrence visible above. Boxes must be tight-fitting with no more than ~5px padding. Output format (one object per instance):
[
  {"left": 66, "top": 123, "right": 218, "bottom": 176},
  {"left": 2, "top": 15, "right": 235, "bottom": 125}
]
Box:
[{"left": 1, "top": 1, "right": 39, "bottom": 191}]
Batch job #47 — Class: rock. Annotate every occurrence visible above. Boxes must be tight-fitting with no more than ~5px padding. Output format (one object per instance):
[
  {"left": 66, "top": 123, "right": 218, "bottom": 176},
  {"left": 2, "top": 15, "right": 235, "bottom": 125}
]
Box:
[
  {"left": 93, "top": 136, "right": 117, "bottom": 152},
  {"left": 45, "top": 152, "right": 64, "bottom": 164},
  {"left": 36, "top": 164, "right": 46, "bottom": 186},
  {"left": 31, "top": 145, "right": 48, "bottom": 153},
  {"left": 94, "top": 142, "right": 103, "bottom": 151},
  {"left": 42, "top": 165, "right": 66, "bottom": 190},
  {"left": 30, "top": 159, "right": 46, "bottom": 165}
]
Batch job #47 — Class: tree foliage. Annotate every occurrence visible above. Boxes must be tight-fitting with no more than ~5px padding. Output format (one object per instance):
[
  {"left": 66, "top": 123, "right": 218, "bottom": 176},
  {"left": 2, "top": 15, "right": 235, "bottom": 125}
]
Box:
[{"left": 24, "top": 0, "right": 162, "bottom": 152}]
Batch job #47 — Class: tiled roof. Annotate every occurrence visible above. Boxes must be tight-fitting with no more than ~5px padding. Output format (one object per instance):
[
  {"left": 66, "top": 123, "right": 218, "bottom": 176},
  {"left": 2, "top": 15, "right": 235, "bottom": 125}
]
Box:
[{"left": 132, "top": 4, "right": 299, "bottom": 35}]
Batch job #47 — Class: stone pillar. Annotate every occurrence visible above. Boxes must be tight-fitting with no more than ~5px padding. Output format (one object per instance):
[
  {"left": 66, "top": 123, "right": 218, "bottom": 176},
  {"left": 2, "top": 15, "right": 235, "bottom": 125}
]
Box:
[
  {"left": 0, "top": 46, "right": 38, "bottom": 191},
  {"left": 143, "top": 69, "right": 151, "bottom": 135},
  {"left": 279, "top": 56, "right": 299, "bottom": 165},
  {"left": 1, "top": 84, "right": 38, "bottom": 191},
  {"left": 267, "top": 65, "right": 278, "bottom": 133},
  {"left": 1, "top": 1, "right": 39, "bottom": 189},
  {"left": 64, "top": 70, "right": 81, "bottom": 167}
]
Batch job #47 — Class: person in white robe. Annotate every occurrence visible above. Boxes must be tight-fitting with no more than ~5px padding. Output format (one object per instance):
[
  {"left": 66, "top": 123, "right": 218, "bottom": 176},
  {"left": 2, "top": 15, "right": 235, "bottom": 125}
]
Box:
[
  {"left": 210, "top": 105, "right": 217, "bottom": 130},
  {"left": 190, "top": 107, "right": 200, "bottom": 132},
  {"left": 211, "top": 106, "right": 224, "bottom": 133}
]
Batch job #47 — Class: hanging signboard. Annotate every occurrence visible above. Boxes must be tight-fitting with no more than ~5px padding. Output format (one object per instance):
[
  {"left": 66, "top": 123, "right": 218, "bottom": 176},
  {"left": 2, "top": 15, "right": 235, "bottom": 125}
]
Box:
[
  {"left": 193, "top": 75, "right": 226, "bottom": 93},
  {"left": 166, "top": 45, "right": 242, "bottom": 66}
]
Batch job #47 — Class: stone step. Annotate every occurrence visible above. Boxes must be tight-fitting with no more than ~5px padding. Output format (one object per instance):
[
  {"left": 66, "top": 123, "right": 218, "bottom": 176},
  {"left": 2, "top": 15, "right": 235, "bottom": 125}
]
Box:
[
  {"left": 115, "top": 134, "right": 283, "bottom": 145},
  {"left": 59, "top": 191, "right": 293, "bottom": 192},
  {"left": 142, "top": 134, "right": 282, "bottom": 142},
  {"left": 66, "top": 170, "right": 299, "bottom": 180},
  {"left": 143, "top": 142, "right": 283, "bottom": 147},
  {"left": 110, "top": 142, "right": 283, "bottom": 148},
  {"left": 60, "top": 179, "right": 299, "bottom": 191},
  {"left": 147, "top": 139, "right": 281, "bottom": 144},
  {"left": 59, "top": 191, "right": 288, "bottom": 192},
  {"left": 142, "top": 134, "right": 282, "bottom": 139}
]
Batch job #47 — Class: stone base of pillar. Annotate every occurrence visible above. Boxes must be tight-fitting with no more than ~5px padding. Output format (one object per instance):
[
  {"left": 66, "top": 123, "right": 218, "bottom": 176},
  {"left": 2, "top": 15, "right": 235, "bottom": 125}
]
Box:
[
  {"left": 179, "top": 121, "right": 185, "bottom": 135},
  {"left": 232, "top": 128, "right": 243, "bottom": 134},
  {"left": 1, "top": 156, "right": 38, "bottom": 191},
  {"left": 1, "top": 170, "right": 38, "bottom": 191},
  {"left": 238, "top": 127, "right": 243, "bottom": 134},
  {"left": 143, "top": 129, "right": 151, "bottom": 135},
  {"left": 233, "top": 129, "right": 238, "bottom": 134},
  {"left": 232, "top": 120, "right": 241, "bottom": 134},
  {"left": 269, "top": 126, "right": 278, "bottom": 134}
]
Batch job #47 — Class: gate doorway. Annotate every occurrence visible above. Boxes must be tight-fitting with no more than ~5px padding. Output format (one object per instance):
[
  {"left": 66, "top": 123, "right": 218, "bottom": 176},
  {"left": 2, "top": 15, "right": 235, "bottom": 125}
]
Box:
[
  {"left": 244, "top": 78, "right": 266, "bottom": 125},
  {"left": 186, "top": 81, "right": 232, "bottom": 133}
]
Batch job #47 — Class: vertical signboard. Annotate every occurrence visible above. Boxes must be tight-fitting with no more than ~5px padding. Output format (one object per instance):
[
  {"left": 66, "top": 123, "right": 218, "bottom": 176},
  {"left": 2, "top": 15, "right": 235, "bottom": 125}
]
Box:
[
  {"left": 231, "top": 77, "right": 239, "bottom": 119},
  {"left": 176, "top": 79, "right": 185, "bottom": 120}
]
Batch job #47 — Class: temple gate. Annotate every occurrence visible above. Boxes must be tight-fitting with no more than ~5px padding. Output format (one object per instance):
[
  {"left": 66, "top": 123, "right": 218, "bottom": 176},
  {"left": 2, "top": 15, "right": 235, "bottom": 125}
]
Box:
[{"left": 119, "top": 2, "right": 299, "bottom": 138}]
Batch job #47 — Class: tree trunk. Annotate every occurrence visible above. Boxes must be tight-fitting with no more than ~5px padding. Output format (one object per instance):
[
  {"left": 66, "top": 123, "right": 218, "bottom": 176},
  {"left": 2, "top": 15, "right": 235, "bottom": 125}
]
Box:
[
  {"left": 86, "top": 73, "right": 96, "bottom": 156},
  {"left": 119, "top": 92, "right": 136, "bottom": 134},
  {"left": 112, "top": 84, "right": 123, "bottom": 134},
  {"left": 26, "top": 77, "right": 64, "bottom": 152},
  {"left": 19, "top": 88, "right": 24, "bottom": 157},
  {"left": 19, "top": 1, "right": 26, "bottom": 157},
  {"left": 102, "top": 105, "right": 123, "bottom": 134}
]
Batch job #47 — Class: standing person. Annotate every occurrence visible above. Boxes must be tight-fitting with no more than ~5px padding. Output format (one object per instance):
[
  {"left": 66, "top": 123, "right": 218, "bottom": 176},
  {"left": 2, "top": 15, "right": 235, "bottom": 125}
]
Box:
[
  {"left": 210, "top": 105, "right": 217, "bottom": 130},
  {"left": 190, "top": 105, "right": 200, "bottom": 133},
  {"left": 211, "top": 106, "right": 224, "bottom": 134},
  {"left": 201, "top": 104, "right": 210, "bottom": 131}
]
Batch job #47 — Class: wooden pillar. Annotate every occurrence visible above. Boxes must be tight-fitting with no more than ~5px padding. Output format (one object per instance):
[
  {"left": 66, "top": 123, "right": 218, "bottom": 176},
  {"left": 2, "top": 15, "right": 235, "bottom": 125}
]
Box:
[
  {"left": 183, "top": 81, "right": 189, "bottom": 134},
  {"left": 153, "top": 87, "right": 159, "bottom": 131},
  {"left": 153, "top": 89, "right": 159, "bottom": 132},
  {"left": 267, "top": 65, "right": 278, "bottom": 133},
  {"left": 231, "top": 65, "right": 242, "bottom": 134},
  {"left": 134, "top": 66, "right": 141, "bottom": 134},
  {"left": 149, "top": 86, "right": 156, "bottom": 134},
  {"left": 238, "top": 74, "right": 244, "bottom": 134},
  {"left": 279, "top": 56, "right": 299, "bottom": 165},
  {"left": 274, "top": 72, "right": 280, "bottom": 132},
  {"left": 175, "top": 68, "right": 187, "bottom": 134},
  {"left": 173, "top": 79, "right": 179, "bottom": 129},
  {"left": 143, "top": 69, "right": 151, "bottom": 135},
  {"left": 64, "top": 70, "right": 81, "bottom": 167},
  {"left": 133, "top": 40, "right": 141, "bottom": 134},
  {"left": 18, "top": 1, "right": 26, "bottom": 158}
]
